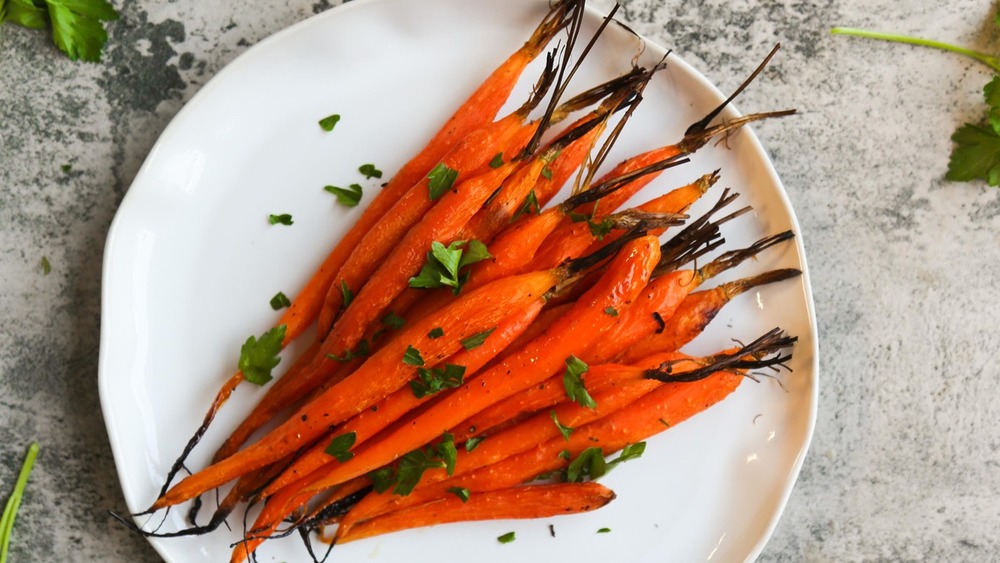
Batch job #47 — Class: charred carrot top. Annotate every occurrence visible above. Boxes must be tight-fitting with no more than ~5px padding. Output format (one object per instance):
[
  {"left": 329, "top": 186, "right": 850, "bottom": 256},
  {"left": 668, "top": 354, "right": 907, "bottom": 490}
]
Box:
[
  {"left": 157, "top": 0, "right": 580, "bottom": 494},
  {"left": 292, "top": 235, "right": 661, "bottom": 498},
  {"left": 338, "top": 482, "right": 615, "bottom": 544},
  {"left": 622, "top": 268, "right": 802, "bottom": 363},
  {"left": 148, "top": 269, "right": 562, "bottom": 511}
]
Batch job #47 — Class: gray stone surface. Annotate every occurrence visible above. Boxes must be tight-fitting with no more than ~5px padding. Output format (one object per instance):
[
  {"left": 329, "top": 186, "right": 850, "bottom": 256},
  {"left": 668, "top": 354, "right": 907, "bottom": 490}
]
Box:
[{"left": 1, "top": 0, "right": 999, "bottom": 561}]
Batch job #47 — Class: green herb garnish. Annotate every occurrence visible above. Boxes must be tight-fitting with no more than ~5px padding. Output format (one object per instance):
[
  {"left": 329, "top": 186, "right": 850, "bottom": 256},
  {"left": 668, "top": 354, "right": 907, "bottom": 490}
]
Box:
[
  {"left": 324, "top": 432, "right": 356, "bottom": 462},
  {"left": 3, "top": 0, "right": 119, "bottom": 62},
  {"left": 318, "top": 114, "right": 341, "bottom": 131},
  {"left": 410, "top": 364, "right": 466, "bottom": 398},
  {"left": 489, "top": 152, "right": 504, "bottom": 169},
  {"left": 268, "top": 213, "right": 293, "bottom": 226},
  {"left": 464, "top": 436, "right": 484, "bottom": 452},
  {"left": 269, "top": 291, "right": 291, "bottom": 310},
  {"left": 597, "top": 527, "right": 611, "bottom": 534},
  {"left": 381, "top": 312, "right": 406, "bottom": 330},
  {"left": 402, "top": 345, "right": 425, "bottom": 367},
  {"left": 426, "top": 162, "right": 459, "bottom": 200},
  {"left": 39, "top": 256, "right": 50, "bottom": 276},
  {"left": 325, "top": 183, "right": 363, "bottom": 207},
  {"left": 428, "top": 327, "right": 445, "bottom": 339},
  {"left": 460, "top": 328, "right": 495, "bottom": 351},
  {"left": 382, "top": 433, "right": 457, "bottom": 495},
  {"left": 408, "top": 240, "right": 491, "bottom": 295},
  {"left": 497, "top": 531, "right": 516, "bottom": 544},
  {"left": 359, "top": 163, "right": 383, "bottom": 179},
  {"left": 566, "top": 442, "right": 646, "bottom": 483},
  {"left": 339, "top": 280, "right": 354, "bottom": 309},
  {"left": 447, "top": 486, "right": 471, "bottom": 502},
  {"left": 603, "top": 306, "right": 618, "bottom": 317},
  {"left": 239, "top": 325, "right": 285, "bottom": 385},
  {"left": 550, "top": 411, "right": 574, "bottom": 441},
  {"left": 562, "top": 355, "right": 596, "bottom": 409},
  {"left": 0, "top": 442, "right": 39, "bottom": 563}
]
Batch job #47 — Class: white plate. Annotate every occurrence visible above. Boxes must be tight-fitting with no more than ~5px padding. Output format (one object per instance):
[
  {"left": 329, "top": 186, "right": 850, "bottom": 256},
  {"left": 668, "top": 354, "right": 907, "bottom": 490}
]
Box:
[{"left": 99, "top": 0, "right": 818, "bottom": 561}]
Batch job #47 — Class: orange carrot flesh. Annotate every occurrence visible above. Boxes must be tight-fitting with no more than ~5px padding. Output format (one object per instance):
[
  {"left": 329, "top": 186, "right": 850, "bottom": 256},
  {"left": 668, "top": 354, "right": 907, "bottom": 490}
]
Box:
[
  {"left": 150, "top": 269, "right": 561, "bottom": 510},
  {"left": 259, "top": 299, "right": 545, "bottom": 499},
  {"left": 297, "top": 235, "right": 661, "bottom": 496},
  {"left": 338, "top": 482, "right": 615, "bottom": 544}
]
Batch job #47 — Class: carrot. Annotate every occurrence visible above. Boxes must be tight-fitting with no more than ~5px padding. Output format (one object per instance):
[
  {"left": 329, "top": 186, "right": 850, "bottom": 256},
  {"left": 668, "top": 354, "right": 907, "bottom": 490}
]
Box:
[
  {"left": 338, "top": 482, "right": 615, "bottom": 544},
  {"left": 157, "top": 0, "right": 579, "bottom": 493},
  {"left": 621, "top": 268, "right": 801, "bottom": 363},
  {"left": 290, "top": 235, "right": 661, "bottom": 500},
  {"left": 147, "top": 268, "right": 562, "bottom": 511}
]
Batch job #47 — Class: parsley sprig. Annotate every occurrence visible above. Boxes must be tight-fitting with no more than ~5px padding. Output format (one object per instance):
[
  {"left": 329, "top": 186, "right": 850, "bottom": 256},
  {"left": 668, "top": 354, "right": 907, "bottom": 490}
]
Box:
[
  {"left": 369, "top": 433, "right": 458, "bottom": 495},
  {"left": 565, "top": 442, "right": 645, "bottom": 483},
  {"left": 2, "top": 0, "right": 119, "bottom": 62},
  {"left": 238, "top": 325, "right": 285, "bottom": 385},
  {"left": 408, "top": 240, "right": 491, "bottom": 295},
  {"left": 833, "top": 18, "right": 1000, "bottom": 186}
]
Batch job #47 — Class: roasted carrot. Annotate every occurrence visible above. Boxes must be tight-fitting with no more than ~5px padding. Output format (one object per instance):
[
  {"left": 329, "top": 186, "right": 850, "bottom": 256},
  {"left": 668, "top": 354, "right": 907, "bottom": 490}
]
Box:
[
  {"left": 147, "top": 268, "right": 563, "bottom": 511},
  {"left": 339, "top": 482, "right": 615, "bottom": 544}
]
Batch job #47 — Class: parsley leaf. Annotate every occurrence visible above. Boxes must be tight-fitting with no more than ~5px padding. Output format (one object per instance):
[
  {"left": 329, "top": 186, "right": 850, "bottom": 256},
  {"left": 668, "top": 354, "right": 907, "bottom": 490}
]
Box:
[
  {"left": 427, "top": 327, "right": 445, "bottom": 339},
  {"left": 359, "top": 163, "right": 383, "bottom": 179},
  {"left": 324, "top": 432, "right": 356, "bottom": 462},
  {"left": 269, "top": 213, "right": 293, "bottom": 226},
  {"left": 339, "top": 280, "right": 354, "bottom": 309},
  {"left": 513, "top": 189, "right": 540, "bottom": 220},
  {"left": 37, "top": 0, "right": 119, "bottom": 62},
  {"left": 402, "top": 345, "right": 425, "bottom": 367},
  {"left": 541, "top": 165, "right": 553, "bottom": 180},
  {"left": 6, "top": 1, "right": 48, "bottom": 30},
  {"left": 40, "top": 256, "right": 51, "bottom": 276},
  {"left": 497, "top": 531, "right": 516, "bottom": 544},
  {"left": 603, "top": 306, "right": 618, "bottom": 317},
  {"left": 391, "top": 433, "right": 456, "bottom": 495},
  {"left": 318, "top": 114, "right": 341, "bottom": 131},
  {"left": 426, "top": 162, "right": 459, "bottom": 200},
  {"left": 325, "top": 184, "right": 363, "bottom": 207},
  {"left": 447, "top": 486, "right": 471, "bottom": 502},
  {"left": 239, "top": 325, "right": 286, "bottom": 385},
  {"left": 381, "top": 312, "right": 406, "bottom": 330},
  {"left": 550, "top": 410, "right": 574, "bottom": 441},
  {"left": 369, "top": 467, "right": 395, "bottom": 494},
  {"left": 464, "top": 436, "right": 484, "bottom": 452},
  {"left": 597, "top": 527, "right": 611, "bottom": 534},
  {"left": 562, "top": 355, "right": 596, "bottom": 409},
  {"left": 408, "top": 240, "right": 491, "bottom": 295},
  {"left": 410, "top": 364, "right": 466, "bottom": 398},
  {"left": 489, "top": 152, "right": 504, "bottom": 168},
  {"left": 460, "top": 328, "right": 495, "bottom": 351},
  {"left": 269, "top": 291, "right": 291, "bottom": 310},
  {"left": 565, "top": 443, "right": 646, "bottom": 483}
]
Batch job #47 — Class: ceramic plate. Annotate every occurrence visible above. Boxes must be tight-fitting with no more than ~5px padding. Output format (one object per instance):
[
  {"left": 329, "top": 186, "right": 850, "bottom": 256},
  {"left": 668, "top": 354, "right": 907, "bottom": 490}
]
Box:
[{"left": 99, "top": 0, "right": 818, "bottom": 561}]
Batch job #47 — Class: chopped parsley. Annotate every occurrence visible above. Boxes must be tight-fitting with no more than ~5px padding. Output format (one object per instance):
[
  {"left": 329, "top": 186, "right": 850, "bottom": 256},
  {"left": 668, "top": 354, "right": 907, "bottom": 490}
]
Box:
[
  {"left": 325, "top": 339, "right": 371, "bottom": 363},
  {"left": 447, "top": 486, "right": 471, "bottom": 502},
  {"left": 381, "top": 312, "right": 406, "bottom": 330},
  {"left": 597, "top": 527, "right": 611, "bottom": 534},
  {"left": 238, "top": 325, "right": 286, "bottom": 385},
  {"left": 378, "top": 433, "right": 457, "bottom": 495},
  {"left": 427, "top": 327, "right": 445, "bottom": 339},
  {"left": 562, "top": 355, "right": 596, "bottom": 409},
  {"left": 268, "top": 213, "right": 293, "bottom": 226},
  {"left": 550, "top": 411, "right": 574, "bottom": 441},
  {"left": 513, "top": 189, "right": 540, "bottom": 220},
  {"left": 402, "top": 345, "right": 425, "bottom": 367},
  {"left": 324, "top": 432, "right": 356, "bottom": 462},
  {"left": 410, "top": 364, "right": 466, "bottom": 398},
  {"left": 318, "top": 114, "right": 341, "bottom": 131},
  {"left": 408, "top": 240, "right": 491, "bottom": 295},
  {"left": 541, "top": 165, "right": 553, "bottom": 180},
  {"left": 569, "top": 210, "right": 614, "bottom": 240},
  {"left": 497, "top": 531, "right": 516, "bottom": 544},
  {"left": 325, "top": 183, "right": 363, "bottom": 207},
  {"left": 464, "top": 436, "right": 484, "bottom": 452},
  {"left": 566, "top": 442, "right": 646, "bottom": 483},
  {"left": 339, "top": 280, "right": 354, "bottom": 309},
  {"left": 489, "top": 152, "right": 504, "bottom": 169},
  {"left": 603, "top": 306, "right": 618, "bottom": 317},
  {"left": 359, "top": 163, "right": 383, "bottom": 179},
  {"left": 460, "top": 328, "right": 496, "bottom": 351},
  {"left": 40, "top": 256, "right": 51, "bottom": 276},
  {"left": 269, "top": 291, "right": 291, "bottom": 310},
  {"left": 426, "top": 162, "right": 459, "bottom": 200}
]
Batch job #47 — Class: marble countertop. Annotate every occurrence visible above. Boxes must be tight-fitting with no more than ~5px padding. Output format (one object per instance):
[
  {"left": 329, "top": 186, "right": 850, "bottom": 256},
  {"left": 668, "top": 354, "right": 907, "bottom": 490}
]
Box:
[{"left": 2, "top": 0, "right": 998, "bottom": 561}]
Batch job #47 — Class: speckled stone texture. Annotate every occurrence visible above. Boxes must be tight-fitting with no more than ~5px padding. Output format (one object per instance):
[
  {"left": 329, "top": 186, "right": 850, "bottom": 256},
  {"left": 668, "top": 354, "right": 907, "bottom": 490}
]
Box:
[{"left": 1, "top": 0, "right": 999, "bottom": 561}]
